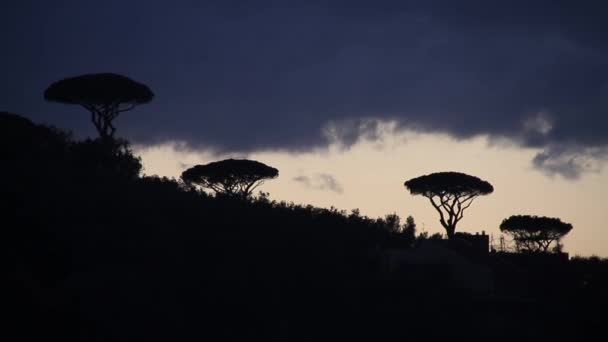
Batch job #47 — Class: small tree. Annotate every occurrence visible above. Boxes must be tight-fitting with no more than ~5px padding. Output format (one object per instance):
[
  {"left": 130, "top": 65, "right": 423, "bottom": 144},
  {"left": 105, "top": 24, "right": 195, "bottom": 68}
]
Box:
[
  {"left": 181, "top": 159, "right": 279, "bottom": 199},
  {"left": 402, "top": 215, "right": 417, "bottom": 242},
  {"left": 44, "top": 73, "right": 154, "bottom": 138},
  {"left": 383, "top": 213, "right": 401, "bottom": 234},
  {"left": 404, "top": 172, "right": 493, "bottom": 239},
  {"left": 69, "top": 138, "right": 142, "bottom": 180},
  {"left": 499, "top": 215, "right": 573, "bottom": 253}
]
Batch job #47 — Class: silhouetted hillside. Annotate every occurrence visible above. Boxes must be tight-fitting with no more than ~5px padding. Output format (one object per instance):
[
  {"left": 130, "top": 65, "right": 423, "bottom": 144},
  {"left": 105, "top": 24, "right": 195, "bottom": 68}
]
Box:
[{"left": 3, "top": 112, "right": 606, "bottom": 341}]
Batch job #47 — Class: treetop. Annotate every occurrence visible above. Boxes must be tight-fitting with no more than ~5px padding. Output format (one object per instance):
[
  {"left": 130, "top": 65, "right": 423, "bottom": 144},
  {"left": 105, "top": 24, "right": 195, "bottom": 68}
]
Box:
[
  {"left": 404, "top": 171, "right": 494, "bottom": 196},
  {"left": 182, "top": 159, "right": 279, "bottom": 183},
  {"left": 500, "top": 215, "right": 573, "bottom": 234},
  {"left": 44, "top": 73, "right": 154, "bottom": 106}
]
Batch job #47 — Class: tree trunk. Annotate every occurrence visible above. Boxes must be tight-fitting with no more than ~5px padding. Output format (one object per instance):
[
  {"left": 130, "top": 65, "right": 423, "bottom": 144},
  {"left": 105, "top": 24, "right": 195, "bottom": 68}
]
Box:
[{"left": 446, "top": 226, "right": 456, "bottom": 239}]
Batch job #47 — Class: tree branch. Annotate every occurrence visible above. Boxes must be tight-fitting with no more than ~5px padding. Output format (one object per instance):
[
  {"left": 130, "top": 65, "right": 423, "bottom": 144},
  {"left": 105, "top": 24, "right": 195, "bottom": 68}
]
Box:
[
  {"left": 117, "top": 103, "right": 136, "bottom": 114},
  {"left": 428, "top": 195, "right": 449, "bottom": 230}
]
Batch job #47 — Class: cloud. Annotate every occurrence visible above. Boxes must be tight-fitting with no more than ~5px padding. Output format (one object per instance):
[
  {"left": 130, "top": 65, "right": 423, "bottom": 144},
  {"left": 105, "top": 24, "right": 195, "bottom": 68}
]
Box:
[
  {"left": 293, "top": 173, "right": 344, "bottom": 194},
  {"left": 4, "top": 1, "right": 608, "bottom": 178},
  {"left": 178, "top": 162, "right": 193, "bottom": 171},
  {"left": 523, "top": 111, "right": 553, "bottom": 138},
  {"left": 532, "top": 145, "right": 608, "bottom": 180}
]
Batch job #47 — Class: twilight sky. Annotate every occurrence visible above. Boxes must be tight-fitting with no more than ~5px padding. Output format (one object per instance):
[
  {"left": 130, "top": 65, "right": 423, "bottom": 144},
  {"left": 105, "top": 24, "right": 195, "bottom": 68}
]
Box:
[{"left": 3, "top": 1, "right": 608, "bottom": 256}]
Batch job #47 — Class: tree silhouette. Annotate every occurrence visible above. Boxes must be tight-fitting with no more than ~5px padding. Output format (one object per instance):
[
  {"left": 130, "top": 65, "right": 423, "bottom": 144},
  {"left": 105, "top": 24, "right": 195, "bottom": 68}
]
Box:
[
  {"left": 402, "top": 215, "right": 417, "bottom": 242},
  {"left": 69, "top": 138, "right": 142, "bottom": 180},
  {"left": 404, "top": 172, "right": 493, "bottom": 239},
  {"left": 1, "top": 111, "right": 70, "bottom": 163},
  {"left": 44, "top": 73, "right": 153, "bottom": 138},
  {"left": 383, "top": 213, "right": 402, "bottom": 234},
  {"left": 181, "top": 159, "right": 278, "bottom": 198},
  {"left": 7, "top": 111, "right": 607, "bottom": 341},
  {"left": 500, "top": 215, "right": 573, "bottom": 253}
]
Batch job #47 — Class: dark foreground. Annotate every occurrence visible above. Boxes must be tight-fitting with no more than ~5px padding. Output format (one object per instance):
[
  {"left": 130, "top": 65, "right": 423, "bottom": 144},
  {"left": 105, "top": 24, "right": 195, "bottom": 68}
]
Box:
[{"left": 4, "top": 112, "right": 607, "bottom": 341}]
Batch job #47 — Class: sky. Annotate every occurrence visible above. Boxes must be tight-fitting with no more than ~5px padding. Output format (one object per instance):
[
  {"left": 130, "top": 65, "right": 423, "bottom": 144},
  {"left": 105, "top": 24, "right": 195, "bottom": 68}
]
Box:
[{"left": 2, "top": 1, "right": 608, "bottom": 256}]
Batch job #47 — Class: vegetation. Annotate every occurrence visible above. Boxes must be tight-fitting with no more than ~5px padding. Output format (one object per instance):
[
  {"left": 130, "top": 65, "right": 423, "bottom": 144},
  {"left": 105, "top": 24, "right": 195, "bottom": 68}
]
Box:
[
  {"left": 500, "top": 215, "right": 573, "bottom": 253},
  {"left": 44, "top": 73, "right": 154, "bottom": 138},
  {"left": 181, "top": 159, "right": 279, "bottom": 198},
  {"left": 3, "top": 111, "right": 605, "bottom": 341},
  {"left": 404, "top": 172, "right": 494, "bottom": 239}
]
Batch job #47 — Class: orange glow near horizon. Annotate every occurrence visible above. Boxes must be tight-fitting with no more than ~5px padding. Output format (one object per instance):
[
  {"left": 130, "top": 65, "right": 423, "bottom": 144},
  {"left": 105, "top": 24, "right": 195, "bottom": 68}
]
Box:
[{"left": 135, "top": 128, "right": 608, "bottom": 257}]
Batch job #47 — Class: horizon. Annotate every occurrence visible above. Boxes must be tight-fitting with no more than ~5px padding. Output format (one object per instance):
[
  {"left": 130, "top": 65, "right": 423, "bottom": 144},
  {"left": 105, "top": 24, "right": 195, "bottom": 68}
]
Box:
[
  {"left": 135, "top": 124, "right": 608, "bottom": 257},
  {"left": 3, "top": 1, "right": 608, "bottom": 257}
]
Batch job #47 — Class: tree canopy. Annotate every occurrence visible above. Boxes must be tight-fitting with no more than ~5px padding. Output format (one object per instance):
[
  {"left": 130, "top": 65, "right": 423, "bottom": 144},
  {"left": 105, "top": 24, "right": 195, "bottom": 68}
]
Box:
[
  {"left": 404, "top": 172, "right": 493, "bottom": 239},
  {"left": 1, "top": 111, "right": 70, "bottom": 160},
  {"left": 44, "top": 73, "right": 154, "bottom": 138},
  {"left": 500, "top": 215, "right": 573, "bottom": 253},
  {"left": 181, "top": 159, "right": 279, "bottom": 198}
]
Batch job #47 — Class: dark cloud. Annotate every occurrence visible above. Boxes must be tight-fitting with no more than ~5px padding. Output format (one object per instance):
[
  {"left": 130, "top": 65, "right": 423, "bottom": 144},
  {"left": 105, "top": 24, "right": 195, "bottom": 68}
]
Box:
[
  {"left": 3, "top": 1, "right": 608, "bottom": 177},
  {"left": 293, "top": 173, "right": 344, "bottom": 194}
]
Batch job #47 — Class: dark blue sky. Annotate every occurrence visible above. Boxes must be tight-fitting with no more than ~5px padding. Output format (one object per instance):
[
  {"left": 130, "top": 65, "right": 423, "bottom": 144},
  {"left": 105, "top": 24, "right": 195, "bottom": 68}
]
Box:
[{"left": 3, "top": 0, "right": 608, "bottom": 169}]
